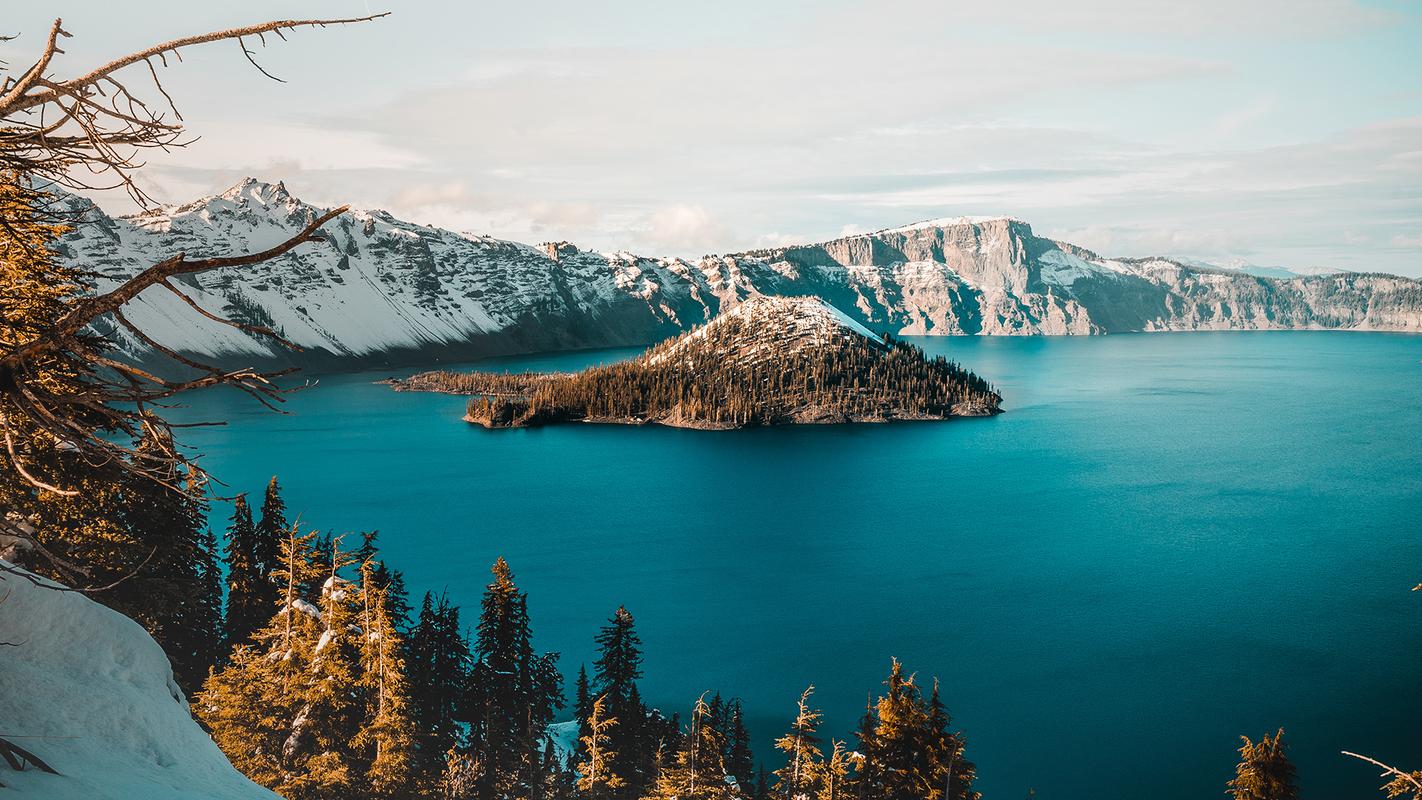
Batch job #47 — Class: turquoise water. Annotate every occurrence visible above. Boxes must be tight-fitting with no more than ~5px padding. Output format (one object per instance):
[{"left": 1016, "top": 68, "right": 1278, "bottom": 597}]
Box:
[{"left": 167, "top": 332, "right": 1422, "bottom": 799}]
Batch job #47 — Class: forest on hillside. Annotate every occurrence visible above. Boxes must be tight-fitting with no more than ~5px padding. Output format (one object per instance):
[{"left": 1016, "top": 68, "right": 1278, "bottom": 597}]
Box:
[{"left": 395, "top": 316, "right": 1002, "bottom": 429}]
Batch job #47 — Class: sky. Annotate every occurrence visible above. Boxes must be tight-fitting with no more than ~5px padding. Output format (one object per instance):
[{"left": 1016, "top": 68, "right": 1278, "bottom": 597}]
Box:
[{"left": 8, "top": 1, "right": 1422, "bottom": 275}]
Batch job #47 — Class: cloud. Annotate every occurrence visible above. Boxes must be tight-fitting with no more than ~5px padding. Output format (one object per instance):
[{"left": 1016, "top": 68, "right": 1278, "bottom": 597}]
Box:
[
  {"left": 42, "top": 2, "right": 1422, "bottom": 277},
  {"left": 1211, "top": 97, "right": 1279, "bottom": 137},
  {"left": 392, "top": 182, "right": 472, "bottom": 210},
  {"left": 841, "top": 0, "right": 1394, "bottom": 36},
  {"left": 1392, "top": 233, "right": 1422, "bottom": 248},
  {"left": 637, "top": 205, "right": 732, "bottom": 255},
  {"left": 1048, "top": 224, "right": 1255, "bottom": 258}
]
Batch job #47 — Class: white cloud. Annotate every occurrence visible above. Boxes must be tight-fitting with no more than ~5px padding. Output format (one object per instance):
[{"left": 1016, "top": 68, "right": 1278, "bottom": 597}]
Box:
[
  {"left": 392, "top": 182, "right": 471, "bottom": 210},
  {"left": 637, "top": 205, "right": 732, "bottom": 255}
]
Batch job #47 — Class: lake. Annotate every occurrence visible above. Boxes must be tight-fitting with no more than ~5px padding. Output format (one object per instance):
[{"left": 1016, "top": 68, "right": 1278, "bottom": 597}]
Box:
[{"left": 166, "top": 331, "right": 1422, "bottom": 799}]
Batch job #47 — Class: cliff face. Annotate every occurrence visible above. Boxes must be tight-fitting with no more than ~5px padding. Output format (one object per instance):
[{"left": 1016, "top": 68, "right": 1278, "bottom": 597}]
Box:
[{"left": 53, "top": 182, "right": 1422, "bottom": 369}]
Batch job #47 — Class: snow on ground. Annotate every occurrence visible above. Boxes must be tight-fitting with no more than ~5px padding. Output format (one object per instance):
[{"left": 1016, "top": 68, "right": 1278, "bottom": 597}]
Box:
[
  {"left": 545, "top": 721, "right": 579, "bottom": 766},
  {"left": 876, "top": 216, "right": 1022, "bottom": 234},
  {"left": 0, "top": 562, "right": 276, "bottom": 800},
  {"left": 1038, "top": 248, "right": 1136, "bottom": 286},
  {"left": 647, "top": 295, "right": 881, "bottom": 367}
]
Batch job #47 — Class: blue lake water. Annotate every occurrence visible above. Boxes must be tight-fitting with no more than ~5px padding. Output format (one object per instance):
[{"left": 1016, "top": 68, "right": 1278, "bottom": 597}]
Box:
[{"left": 166, "top": 332, "right": 1422, "bottom": 799}]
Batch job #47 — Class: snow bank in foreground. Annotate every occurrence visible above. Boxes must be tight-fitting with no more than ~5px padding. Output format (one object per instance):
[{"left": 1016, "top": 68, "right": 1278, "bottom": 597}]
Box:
[{"left": 0, "top": 561, "right": 276, "bottom": 799}]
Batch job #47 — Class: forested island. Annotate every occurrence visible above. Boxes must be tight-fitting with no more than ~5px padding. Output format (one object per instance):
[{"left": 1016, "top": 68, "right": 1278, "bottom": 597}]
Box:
[{"left": 387, "top": 296, "right": 1003, "bottom": 429}]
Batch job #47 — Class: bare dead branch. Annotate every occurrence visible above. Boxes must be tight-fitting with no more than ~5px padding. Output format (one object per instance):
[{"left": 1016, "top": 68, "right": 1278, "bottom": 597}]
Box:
[
  {"left": 1343, "top": 751, "right": 1422, "bottom": 792},
  {"left": 2, "top": 15, "right": 388, "bottom": 117}
]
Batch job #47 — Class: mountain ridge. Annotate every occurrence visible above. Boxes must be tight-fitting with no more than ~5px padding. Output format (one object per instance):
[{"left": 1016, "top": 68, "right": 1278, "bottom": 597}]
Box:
[{"left": 51, "top": 178, "right": 1422, "bottom": 370}]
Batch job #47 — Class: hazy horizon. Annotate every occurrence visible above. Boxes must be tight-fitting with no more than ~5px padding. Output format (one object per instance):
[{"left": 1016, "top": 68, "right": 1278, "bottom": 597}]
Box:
[{"left": 9, "top": 1, "right": 1421, "bottom": 276}]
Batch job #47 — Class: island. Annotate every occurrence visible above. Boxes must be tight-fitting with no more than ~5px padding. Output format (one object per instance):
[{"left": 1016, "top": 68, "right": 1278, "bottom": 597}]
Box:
[{"left": 387, "top": 296, "right": 1003, "bottom": 429}]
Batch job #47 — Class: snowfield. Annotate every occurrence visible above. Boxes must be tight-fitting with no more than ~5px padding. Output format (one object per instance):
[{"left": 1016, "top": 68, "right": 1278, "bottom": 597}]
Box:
[{"left": 0, "top": 562, "right": 277, "bottom": 800}]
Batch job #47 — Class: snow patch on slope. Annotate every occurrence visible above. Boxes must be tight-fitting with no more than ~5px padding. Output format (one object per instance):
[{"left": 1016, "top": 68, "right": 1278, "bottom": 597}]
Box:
[
  {"left": 0, "top": 562, "right": 276, "bottom": 800},
  {"left": 648, "top": 295, "right": 881, "bottom": 367}
]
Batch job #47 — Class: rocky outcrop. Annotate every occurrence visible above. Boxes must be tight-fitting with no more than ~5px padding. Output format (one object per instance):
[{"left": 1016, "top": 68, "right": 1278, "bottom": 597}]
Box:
[{"left": 53, "top": 181, "right": 1422, "bottom": 370}]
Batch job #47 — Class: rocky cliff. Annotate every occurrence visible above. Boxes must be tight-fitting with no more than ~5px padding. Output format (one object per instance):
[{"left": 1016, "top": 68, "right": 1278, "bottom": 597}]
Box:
[{"left": 53, "top": 180, "right": 1422, "bottom": 369}]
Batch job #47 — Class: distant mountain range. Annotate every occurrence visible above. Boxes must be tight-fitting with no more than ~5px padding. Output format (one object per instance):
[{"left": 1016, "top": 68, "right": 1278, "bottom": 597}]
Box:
[{"left": 53, "top": 178, "right": 1422, "bottom": 369}]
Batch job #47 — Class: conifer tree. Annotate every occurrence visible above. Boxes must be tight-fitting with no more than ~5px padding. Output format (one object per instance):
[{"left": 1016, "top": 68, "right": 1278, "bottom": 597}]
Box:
[
  {"left": 754, "top": 768, "right": 771, "bottom": 800},
  {"left": 283, "top": 536, "right": 368, "bottom": 799},
  {"left": 851, "top": 696, "right": 880, "bottom": 800},
  {"left": 927, "top": 679, "right": 977, "bottom": 800},
  {"left": 441, "top": 747, "right": 482, "bottom": 800},
  {"left": 593, "top": 605, "right": 649, "bottom": 796},
  {"left": 725, "top": 700, "right": 755, "bottom": 792},
  {"left": 819, "top": 741, "right": 851, "bottom": 800},
  {"left": 538, "top": 738, "right": 577, "bottom": 800},
  {"left": 114, "top": 454, "right": 224, "bottom": 692},
  {"left": 356, "top": 530, "right": 412, "bottom": 631},
  {"left": 869, "top": 660, "right": 934, "bottom": 800},
  {"left": 774, "top": 687, "right": 825, "bottom": 800},
  {"left": 254, "top": 475, "right": 288, "bottom": 586},
  {"left": 461, "top": 558, "right": 564, "bottom": 800},
  {"left": 645, "top": 693, "right": 739, "bottom": 800},
  {"left": 578, "top": 694, "right": 626, "bottom": 799},
  {"left": 1227, "top": 729, "right": 1300, "bottom": 800},
  {"left": 198, "top": 526, "right": 324, "bottom": 793},
  {"left": 408, "top": 591, "right": 471, "bottom": 788},
  {"left": 356, "top": 560, "right": 418, "bottom": 798},
  {"left": 574, "top": 664, "right": 594, "bottom": 761},
  {"left": 222, "top": 493, "right": 270, "bottom": 647}
]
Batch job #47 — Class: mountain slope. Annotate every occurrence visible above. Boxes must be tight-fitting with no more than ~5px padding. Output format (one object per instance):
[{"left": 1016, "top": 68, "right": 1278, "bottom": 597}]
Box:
[
  {"left": 53, "top": 179, "right": 1422, "bottom": 369},
  {"left": 0, "top": 562, "right": 277, "bottom": 800},
  {"left": 396, "top": 295, "right": 1002, "bottom": 428}
]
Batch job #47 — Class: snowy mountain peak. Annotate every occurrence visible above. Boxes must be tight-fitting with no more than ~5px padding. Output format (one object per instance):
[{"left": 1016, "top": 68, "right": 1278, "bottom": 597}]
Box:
[{"left": 217, "top": 177, "right": 294, "bottom": 207}]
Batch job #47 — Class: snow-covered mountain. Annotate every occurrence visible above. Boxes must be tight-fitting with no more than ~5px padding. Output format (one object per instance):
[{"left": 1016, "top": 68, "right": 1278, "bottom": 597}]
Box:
[
  {"left": 53, "top": 179, "right": 1422, "bottom": 369},
  {"left": 0, "top": 562, "right": 276, "bottom": 800}
]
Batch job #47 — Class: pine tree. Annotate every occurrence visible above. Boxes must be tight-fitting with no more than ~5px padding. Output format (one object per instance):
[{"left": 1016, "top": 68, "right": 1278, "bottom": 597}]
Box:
[
  {"left": 593, "top": 605, "right": 649, "bottom": 796},
  {"left": 578, "top": 694, "right": 626, "bottom": 799},
  {"left": 868, "top": 660, "right": 935, "bottom": 800},
  {"left": 574, "top": 664, "right": 594, "bottom": 761},
  {"left": 819, "top": 741, "right": 851, "bottom": 800},
  {"left": 754, "top": 768, "right": 772, "bottom": 800},
  {"left": 408, "top": 591, "right": 471, "bottom": 789},
  {"left": 725, "top": 700, "right": 755, "bottom": 792},
  {"left": 460, "top": 558, "right": 563, "bottom": 800},
  {"left": 282, "top": 535, "right": 366, "bottom": 800},
  {"left": 773, "top": 686, "right": 824, "bottom": 800},
  {"left": 1227, "top": 729, "right": 1300, "bottom": 800},
  {"left": 198, "top": 526, "right": 324, "bottom": 793},
  {"left": 538, "top": 738, "right": 576, "bottom": 800},
  {"left": 645, "top": 693, "right": 738, "bottom": 800},
  {"left": 356, "top": 530, "right": 412, "bottom": 631},
  {"left": 192, "top": 523, "right": 227, "bottom": 678},
  {"left": 355, "top": 560, "right": 418, "bottom": 798},
  {"left": 224, "top": 493, "right": 275, "bottom": 647},
  {"left": 927, "top": 679, "right": 977, "bottom": 800},
  {"left": 851, "top": 696, "right": 880, "bottom": 800},
  {"left": 255, "top": 475, "right": 288, "bottom": 576},
  {"left": 114, "top": 449, "right": 223, "bottom": 692}
]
